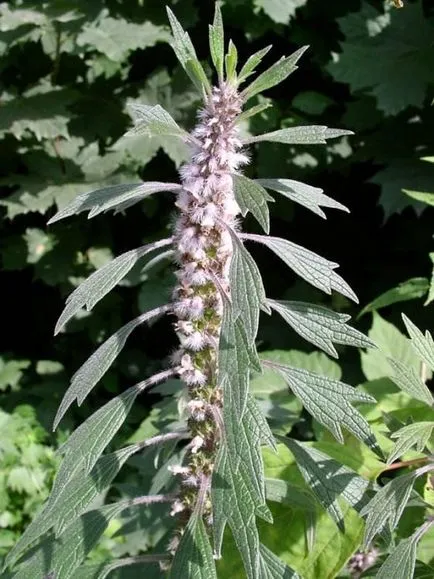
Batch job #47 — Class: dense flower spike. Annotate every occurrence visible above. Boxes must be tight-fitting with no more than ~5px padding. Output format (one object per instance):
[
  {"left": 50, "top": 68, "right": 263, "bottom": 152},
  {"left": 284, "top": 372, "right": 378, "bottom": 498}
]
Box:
[
  {"left": 8, "top": 5, "right": 381, "bottom": 579},
  {"left": 170, "top": 80, "right": 245, "bottom": 527}
]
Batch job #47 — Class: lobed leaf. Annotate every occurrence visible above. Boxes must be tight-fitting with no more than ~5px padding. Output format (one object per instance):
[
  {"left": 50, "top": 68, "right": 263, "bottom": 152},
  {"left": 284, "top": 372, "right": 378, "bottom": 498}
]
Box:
[
  {"left": 227, "top": 229, "right": 269, "bottom": 343},
  {"left": 258, "top": 543, "right": 300, "bottom": 578},
  {"left": 258, "top": 178, "right": 348, "bottom": 218},
  {"left": 360, "top": 472, "right": 417, "bottom": 547},
  {"left": 232, "top": 174, "right": 274, "bottom": 233},
  {"left": 358, "top": 278, "right": 429, "bottom": 317},
  {"left": 238, "top": 46, "right": 272, "bottom": 84},
  {"left": 245, "top": 125, "right": 353, "bottom": 145},
  {"left": 55, "top": 239, "right": 172, "bottom": 334},
  {"left": 268, "top": 299, "right": 373, "bottom": 358},
  {"left": 242, "top": 234, "right": 358, "bottom": 303},
  {"left": 166, "top": 7, "right": 211, "bottom": 94},
  {"left": 402, "top": 314, "right": 434, "bottom": 374},
  {"left": 54, "top": 305, "right": 170, "bottom": 429},
  {"left": 170, "top": 515, "right": 217, "bottom": 579},
  {"left": 268, "top": 361, "right": 380, "bottom": 453},
  {"left": 387, "top": 421, "right": 434, "bottom": 464},
  {"left": 5, "top": 445, "right": 138, "bottom": 569},
  {"left": 282, "top": 439, "right": 370, "bottom": 531},
  {"left": 48, "top": 182, "right": 180, "bottom": 224},
  {"left": 10, "top": 504, "right": 125, "bottom": 579},
  {"left": 241, "top": 46, "right": 308, "bottom": 101},
  {"left": 126, "top": 103, "right": 188, "bottom": 139},
  {"left": 388, "top": 357, "right": 434, "bottom": 407}
]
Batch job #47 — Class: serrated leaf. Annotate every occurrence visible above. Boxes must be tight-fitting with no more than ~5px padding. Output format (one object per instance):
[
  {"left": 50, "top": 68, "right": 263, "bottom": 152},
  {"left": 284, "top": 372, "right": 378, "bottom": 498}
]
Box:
[
  {"left": 359, "top": 278, "right": 429, "bottom": 317},
  {"left": 269, "top": 361, "right": 379, "bottom": 453},
  {"left": 228, "top": 230, "right": 268, "bottom": 343},
  {"left": 243, "top": 234, "right": 358, "bottom": 303},
  {"left": 54, "top": 306, "right": 169, "bottom": 429},
  {"left": 282, "top": 439, "right": 370, "bottom": 531},
  {"left": 238, "top": 46, "right": 272, "bottom": 84},
  {"left": 6, "top": 445, "right": 137, "bottom": 569},
  {"left": 360, "top": 472, "right": 417, "bottom": 547},
  {"left": 245, "top": 125, "right": 353, "bottom": 145},
  {"left": 388, "top": 421, "right": 434, "bottom": 464},
  {"left": 268, "top": 299, "right": 373, "bottom": 358},
  {"left": 54, "top": 386, "right": 140, "bottom": 485},
  {"left": 241, "top": 47, "right": 308, "bottom": 101},
  {"left": 126, "top": 103, "right": 188, "bottom": 139},
  {"left": 375, "top": 533, "right": 418, "bottom": 579},
  {"left": 169, "top": 515, "right": 217, "bottom": 579},
  {"left": 48, "top": 182, "right": 180, "bottom": 224},
  {"left": 402, "top": 314, "right": 434, "bottom": 374},
  {"left": 254, "top": 0, "right": 308, "bottom": 25},
  {"left": 361, "top": 313, "right": 423, "bottom": 381},
  {"left": 166, "top": 7, "right": 211, "bottom": 94},
  {"left": 10, "top": 504, "right": 124, "bottom": 579},
  {"left": 209, "top": 2, "right": 224, "bottom": 80},
  {"left": 55, "top": 239, "right": 171, "bottom": 334},
  {"left": 212, "top": 392, "right": 272, "bottom": 562},
  {"left": 258, "top": 179, "right": 348, "bottom": 218},
  {"left": 77, "top": 17, "right": 169, "bottom": 62},
  {"left": 232, "top": 174, "right": 273, "bottom": 233},
  {"left": 258, "top": 543, "right": 299, "bottom": 578},
  {"left": 388, "top": 357, "right": 434, "bottom": 407}
]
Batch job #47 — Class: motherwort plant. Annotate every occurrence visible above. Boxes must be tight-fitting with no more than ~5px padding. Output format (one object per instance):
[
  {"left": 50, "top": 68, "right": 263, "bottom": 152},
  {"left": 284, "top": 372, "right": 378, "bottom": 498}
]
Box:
[{"left": 5, "top": 5, "right": 382, "bottom": 579}]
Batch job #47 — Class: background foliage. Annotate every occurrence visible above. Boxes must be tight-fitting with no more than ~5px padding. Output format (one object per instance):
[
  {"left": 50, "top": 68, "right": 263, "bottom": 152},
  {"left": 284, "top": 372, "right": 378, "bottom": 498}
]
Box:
[{"left": 1, "top": 0, "right": 433, "bottom": 576}]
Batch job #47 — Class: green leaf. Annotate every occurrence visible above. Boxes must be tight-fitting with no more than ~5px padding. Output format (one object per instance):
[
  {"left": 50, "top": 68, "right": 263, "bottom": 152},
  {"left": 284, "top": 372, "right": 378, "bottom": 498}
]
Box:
[
  {"left": 359, "top": 278, "right": 429, "bottom": 317},
  {"left": 426, "top": 254, "right": 434, "bottom": 306},
  {"left": 328, "top": 3, "right": 434, "bottom": 114},
  {"left": 402, "top": 314, "right": 434, "bottom": 374},
  {"left": 0, "top": 86, "right": 76, "bottom": 140},
  {"left": 232, "top": 174, "right": 273, "bottom": 233},
  {"left": 10, "top": 504, "right": 124, "bottom": 579},
  {"left": 126, "top": 103, "right": 188, "bottom": 139},
  {"left": 268, "top": 299, "right": 373, "bottom": 358},
  {"left": 360, "top": 472, "right": 417, "bottom": 547},
  {"left": 258, "top": 543, "right": 299, "bottom": 578},
  {"left": 387, "top": 357, "right": 434, "bottom": 408},
  {"left": 238, "top": 46, "right": 272, "bottom": 84},
  {"left": 361, "top": 313, "right": 422, "bottom": 381},
  {"left": 166, "top": 7, "right": 211, "bottom": 94},
  {"left": 55, "top": 239, "right": 171, "bottom": 334},
  {"left": 0, "top": 358, "right": 30, "bottom": 391},
  {"left": 375, "top": 533, "right": 418, "bottom": 579},
  {"left": 245, "top": 125, "right": 353, "bottom": 145},
  {"left": 54, "top": 386, "right": 139, "bottom": 481},
  {"left": 170, "top": 515, "right": 217, "bottom": 579},
  {"left": 265, "top": 478, "right": 316, "bottom": 511},
  {"left": 5, "top": 445, "right": 137, "bottom": 568},
  {"left": 243, "top": 234, "right": 358, "bottom": 303},
  {"left": 241, "top": 46, "right": 308, "bottom": 101},
  {"left": 254, "top": 0, "right": 308, "bottom": 25},
  {"left": 76, "top": 17, "right": 170, "bottom": 62},
  {"left": 228, "top": 230, "right": 268, "bottom": 343},
  {"left": 269, "top": 362, "right": 379, "bottom": 453},
  {"left": 48, "top": 182, "right": 181, "bottom": 224},
  {"left": 225, "top": 40, "right": 238, "bottom": 83},
  {"left": 388, "top": 421, "right": 434, "bottom": 464},
  {"left": 237, "top": 103, "right": 273, "bottom": 124},
  {"left": 281, "top": 439, "right": 370, "bottom": 530},
  {"left": 209, "top": 2, "right": 224, "bottom": 80},
  {"left": 54, "top": 306, "right": 169, "bottom": 429},
  {"left": 403, "top": 190, "right": 434, "bottom": 207},
  {"left": 258, "top": 178, "right": 348, "bottom": 218}
]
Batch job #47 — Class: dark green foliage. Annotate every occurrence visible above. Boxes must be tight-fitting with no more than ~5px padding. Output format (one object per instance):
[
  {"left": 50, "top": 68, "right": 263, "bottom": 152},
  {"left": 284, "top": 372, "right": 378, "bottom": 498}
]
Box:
[{"left": 1, "top": 0, "right": 434, "bottom": 576}]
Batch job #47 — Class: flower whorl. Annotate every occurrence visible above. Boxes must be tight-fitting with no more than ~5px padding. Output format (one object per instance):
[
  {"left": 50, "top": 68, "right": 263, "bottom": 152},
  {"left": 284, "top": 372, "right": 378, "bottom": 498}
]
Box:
[{"left": 171, "top": 82, "right": 247, "bottom": 524}]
